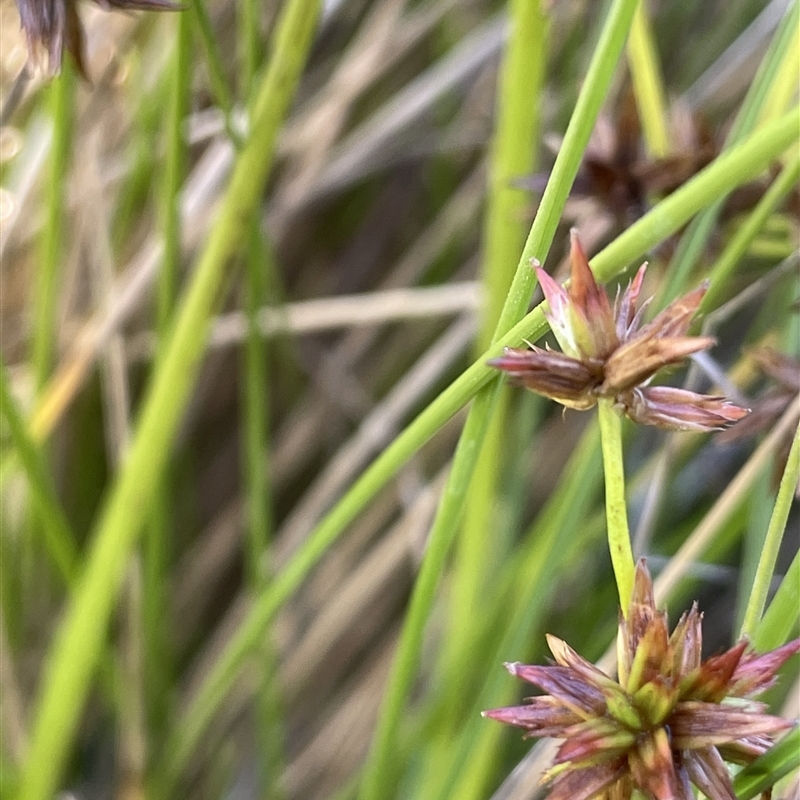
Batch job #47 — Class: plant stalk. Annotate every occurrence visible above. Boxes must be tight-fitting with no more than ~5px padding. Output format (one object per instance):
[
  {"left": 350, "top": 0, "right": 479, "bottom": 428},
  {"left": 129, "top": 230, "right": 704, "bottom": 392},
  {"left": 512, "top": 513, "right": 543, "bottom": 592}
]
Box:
[
  {"left": 740, "top": 417, "right": 800, "bottom": 638},
  {"left": 597, "top": 397, "right": 635, "bottom": 615}
]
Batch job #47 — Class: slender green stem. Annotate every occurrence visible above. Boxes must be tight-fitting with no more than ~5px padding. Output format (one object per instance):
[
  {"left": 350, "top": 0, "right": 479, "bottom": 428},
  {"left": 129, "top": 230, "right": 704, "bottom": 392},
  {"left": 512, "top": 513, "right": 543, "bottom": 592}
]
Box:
[
  {"left": 242, "top": 236, "right": 271, "bottom": 590},
  {"left": 357, "top": 3, "right": 638, "bottom": 797},
  {"left": 159, "top": 13, "right": 190, "bottom": 330},
  {"left": 444, "top": 0, "right": 549, "bottom": 738},
  {"left": 0, "top": 363, "right": 120, "bottom": 707},
  {"left": 626, "top": 0, "right": 668, "bottom": 158},
  {"left": 658, "top": 0, "right": 799, "bottom": 306},
  {"left": 477, "top": 0, "right": 549, "bottom": 350},
  {"left": 33, "top": 63, "right": 73, "bottom": 392},
  {"left": 0, "top": 361, "right": 77, "bottom": 585},
  {"left": 241, "top": 219, "right": 285, "bottom": 798},
  {"left": 597, "top": 398, "right": 635, "bottom": 614},
  {"left": 702, "top": 155, "right": 800, "bottom": 312},
  {"left": 24, "top": 62, "right": 73, "bottom": 628},
  {"left": 733, "top": 728, "right": 800, "bottom": 800},
  {"left": 491, "top": 0, "right": 640, "bottom": 341},
  {"left": 726, "top": 0, "right": 799, "bottom": 143},
  {"left": 191, "top": 0, "right": 241, "bottom": 144},
  {"left": 239, "top": 0, "right": 260, "bottom": 100},
  {"left": 735, "top": 467, "right": 771, "bottom": 636},
  {"left": 435, "top": 422, "right": 603, "bottom": 800},
  {"left": 144, "top": 10, "right": 191, "bottom": 746},
  {"left": 754, "top": 547, "right": 800, "bottom": 653},
  {"left": 15, "top": 1, "right": 321, "bottom": 798},
  {"left": 740, "top": 418, "right": 800, "bottom": 638},
  {"left": 357, "top": 383, "right": 501, "bottom": 800},
  {"left": 760, "top": 14, "right": 800, "bottom": 123},
  {"left": 158, "top": 108, "right": 799, "bottom": 785}
]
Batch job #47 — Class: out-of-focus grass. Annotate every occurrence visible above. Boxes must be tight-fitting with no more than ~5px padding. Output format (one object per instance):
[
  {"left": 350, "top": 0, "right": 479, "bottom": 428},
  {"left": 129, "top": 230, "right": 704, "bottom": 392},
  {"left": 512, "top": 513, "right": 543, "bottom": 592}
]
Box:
[{"left": 1, "top": 1, "right": 798, "bottom": 799}]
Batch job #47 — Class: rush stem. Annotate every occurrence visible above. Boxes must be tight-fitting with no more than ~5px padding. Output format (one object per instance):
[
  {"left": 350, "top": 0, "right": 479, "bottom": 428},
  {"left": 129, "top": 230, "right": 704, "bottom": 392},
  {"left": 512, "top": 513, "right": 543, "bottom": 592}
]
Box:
[{"left": 598, "top": 397, "right": 635, "bottom": 616}]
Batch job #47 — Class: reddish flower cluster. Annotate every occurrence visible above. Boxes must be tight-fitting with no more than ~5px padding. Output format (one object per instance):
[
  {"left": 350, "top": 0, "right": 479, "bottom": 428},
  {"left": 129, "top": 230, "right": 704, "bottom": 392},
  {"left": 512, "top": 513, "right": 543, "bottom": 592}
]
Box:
[
  {"left": 489, "top": 231, "right": 748, "bottom": 431},
  {"left": 484, "top": 560, "right": 800, "bottom": 800}
]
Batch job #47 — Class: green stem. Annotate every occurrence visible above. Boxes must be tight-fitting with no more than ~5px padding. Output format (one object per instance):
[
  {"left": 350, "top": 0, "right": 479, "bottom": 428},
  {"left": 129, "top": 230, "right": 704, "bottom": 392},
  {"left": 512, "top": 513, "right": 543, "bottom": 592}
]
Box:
[
  {"left": 626, "top": 0, "right": 669, "bottom": 158},
  {"left": 0, "top": 361, "right": 77, "bottom": 585},
  {"left": 702, "top": 155, "right": 800, "bottom": 312},
  {"left": 33, "top": 63, "right": 73, "bottom": 392},
  {"left": 242, "top": 235, "right": 271, "bottom": 591},
  {"left": 241, "top": 219, "right": 285, "bottom": 798},
  {"left": 435, "top": 422, "right": 603, "bottom": 800},
  {"left": 157, "top": 106, "right": 799, "bottom": 788},
  {"left": 357, "top": 2, "right": 637, "bottom": 797},
  {"left": 740, "top": 418, "right": 800, "bottom": 638},
  {"left": 158, "top": 13, "right": 190, "bottom": 329},
  {"left": 444, "top": 0, "right": 549, "bottom": 740},
  {"left": 658, "top": 0, "right": 799, "bottom": 306},
  {"left": 144, "top": 9, "right": 191, "bottom": 746},
  {"left": 491, "top": 0, "right": 640, "bottom": 341},
  {"left": 754, "top": 547, "right": 800, "bottom": 653},
  {"left": 0, "top": 363, "right": 120, "bottom": 709},
  {"left": 597, "top": 398, "right": 635, "bottom": 614},
  {"left": 733, "top": 727, "right": 800, "bottom": 800},
  {"left": 239, "top": 0, "right": 260, "bottom": 100},
  {"left": 23, "top": 62, "right": 73, "bottom": 635},
  {"left": 477, "top": 0, "right": 549, "bottom": 349},
  {"left": 191, "top": 0, "right": 241, "bottom": 144},
  {"left": 15, "top": 1, "right": 322, "bottom": 798},
  {"left": 357, "top": 383, "right": 501, "bottom": 800},
  {"left": 760, "top": 13, "right": 800, "bottom": 123}
]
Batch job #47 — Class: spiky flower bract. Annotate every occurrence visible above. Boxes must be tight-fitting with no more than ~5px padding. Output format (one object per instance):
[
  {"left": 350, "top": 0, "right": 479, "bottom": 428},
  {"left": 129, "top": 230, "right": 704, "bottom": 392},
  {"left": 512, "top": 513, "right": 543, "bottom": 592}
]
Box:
[
  {"left": 484, "top": 560, "right": 800, "bottom": 800},
  {"left": 489, "top": 231, "right": 748, "bottom": 431}
]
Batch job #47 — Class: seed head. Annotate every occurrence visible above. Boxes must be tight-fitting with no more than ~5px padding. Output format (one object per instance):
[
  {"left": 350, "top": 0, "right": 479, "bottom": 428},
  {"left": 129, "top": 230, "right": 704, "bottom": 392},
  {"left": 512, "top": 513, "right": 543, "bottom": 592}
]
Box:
[
  {"left": 489, "top": 232, "right": 748, "bottom": 431},
  {"left": 483, "top": 560, "right": 800, "bottom": 800}
]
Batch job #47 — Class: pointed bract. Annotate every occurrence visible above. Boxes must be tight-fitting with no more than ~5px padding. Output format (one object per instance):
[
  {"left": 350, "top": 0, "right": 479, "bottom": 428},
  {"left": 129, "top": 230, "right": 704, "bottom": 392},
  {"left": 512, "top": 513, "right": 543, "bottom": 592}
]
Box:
[
  {"left": 619, "top": 386, "right": 749, "bottom": 431},
  {"left": 488, "top": 347, "right": 602, "bottom": 410},
  {"left": 567, "top": 230, "right": 618, "bottom": 359},
  {"left": 729, "top": 637, "right": 800, "bottom": 697}
]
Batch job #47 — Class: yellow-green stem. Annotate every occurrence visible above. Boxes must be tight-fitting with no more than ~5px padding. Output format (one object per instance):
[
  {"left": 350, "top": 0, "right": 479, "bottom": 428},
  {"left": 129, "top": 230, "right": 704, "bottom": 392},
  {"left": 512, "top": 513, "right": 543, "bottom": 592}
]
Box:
[
  {"left": 759, "top": 5, "right": 800, "bottom": 123},
  {"left": 740, "top": 418, "right": 800, "bottom": 638},
  {"left": 626, "top": 0, "right": 668, "bottom": 158},
  {"left": 15, "top": 0, "right": 322, "bottom": 796},
  {"left": 597, "top": 398, "right": 635, "bottom": 614},
  {"left": 445, "top": 0, "right": 549, "bottom": 738},
  {"left": 33, "top": 63, "right": 73, "bottom": 391}
]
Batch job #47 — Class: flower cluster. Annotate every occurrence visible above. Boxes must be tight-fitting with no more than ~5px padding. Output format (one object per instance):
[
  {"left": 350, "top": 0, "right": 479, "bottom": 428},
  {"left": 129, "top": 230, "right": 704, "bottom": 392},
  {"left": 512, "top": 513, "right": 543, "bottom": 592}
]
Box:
[
  {"left": 16, "top": 0, "right": 179, "bottom": 77},
  {"left": 489, "top": 231, "right": 748, "bottom": 431},
  {"left": 484, "top": 560, "right": 800, "bottom": 800},
  {"left": 534, "top": 89, "right": 717, "bottom": 225}
]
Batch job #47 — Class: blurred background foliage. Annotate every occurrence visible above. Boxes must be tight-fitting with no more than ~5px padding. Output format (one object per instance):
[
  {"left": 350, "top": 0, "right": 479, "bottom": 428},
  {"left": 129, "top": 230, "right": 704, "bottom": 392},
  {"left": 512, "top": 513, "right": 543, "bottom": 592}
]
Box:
[{"left": 0, "top": 0, "right": 798, "bottom": 798}]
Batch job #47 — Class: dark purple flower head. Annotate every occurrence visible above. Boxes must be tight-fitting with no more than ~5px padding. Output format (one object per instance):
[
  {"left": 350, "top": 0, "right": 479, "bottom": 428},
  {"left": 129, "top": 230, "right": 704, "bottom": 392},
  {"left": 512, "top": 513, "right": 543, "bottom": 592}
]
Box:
[
  {"left": 489, "top": 231, "right": 748, "bottom": 431},
  {"left": 16, "top": 0, "right": 180, "bottom": 77},
  {"left": 483, "top": 560, "right": 800, "bottom": 800}
]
